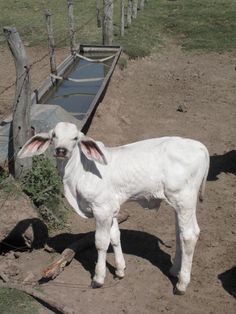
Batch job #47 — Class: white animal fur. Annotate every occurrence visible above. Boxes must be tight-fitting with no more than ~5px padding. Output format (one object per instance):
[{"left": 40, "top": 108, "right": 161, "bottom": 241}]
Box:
[{"left": 18, "top": 122, "right": 209, "bottom": 294}]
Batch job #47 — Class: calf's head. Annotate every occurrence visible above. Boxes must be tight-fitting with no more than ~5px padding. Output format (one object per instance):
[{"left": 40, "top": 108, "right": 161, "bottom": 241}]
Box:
[{"left": 18, "top": 122, "right": 107, "bottom": 165}]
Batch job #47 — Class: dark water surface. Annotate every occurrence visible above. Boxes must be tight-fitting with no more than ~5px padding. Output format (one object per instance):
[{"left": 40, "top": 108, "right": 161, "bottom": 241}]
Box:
[{"left": 45, "top": 56, "right": 113, "bottom": 120}]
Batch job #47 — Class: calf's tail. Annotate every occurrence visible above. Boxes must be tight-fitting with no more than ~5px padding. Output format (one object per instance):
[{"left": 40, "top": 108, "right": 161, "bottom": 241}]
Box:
[{"left": 199, "top": 150, "right": 210, "bottom": 202}]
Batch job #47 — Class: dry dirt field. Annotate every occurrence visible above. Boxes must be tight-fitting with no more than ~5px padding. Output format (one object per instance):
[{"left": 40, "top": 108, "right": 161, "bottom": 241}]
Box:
[{"left": 0, "top": 42, "right": 236, "bottom": 314}]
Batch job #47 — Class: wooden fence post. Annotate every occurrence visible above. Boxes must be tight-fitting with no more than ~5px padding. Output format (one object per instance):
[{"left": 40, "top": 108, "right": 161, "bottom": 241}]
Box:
[
  {"left": 132, "top": 0, "right": 138, "bottom": 19},
  {"left": 67, "top": 0, "right": 76, "bottom": 54},
  {"left": 127, "top": 0, "right": 132, "bottom": 27},
  {"left": 96, "top": 0, "right": 102, "bottom": 28},
  {"left": 140, "top": 0, "right": 145, "bottom": 10},
  {"left": 103, "top": 0, "right": 113, "bottom": 45},
  {"left": 120, "top": 0, "right": 125, "bottom": 37},
  {"left": 3, "top": 27, "right": 32, "bottom": 179},
  {"left": 45, "top": 10, "right": 57, "bottom": 74}
]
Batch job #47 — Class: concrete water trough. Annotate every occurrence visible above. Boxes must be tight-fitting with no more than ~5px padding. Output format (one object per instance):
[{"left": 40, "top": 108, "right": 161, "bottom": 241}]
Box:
[
  {"left": 33, "top": 44, "right": 122, "bottom": 130},
  {"left": 0, "top": 45, "right": 122, "bottom": 164}
]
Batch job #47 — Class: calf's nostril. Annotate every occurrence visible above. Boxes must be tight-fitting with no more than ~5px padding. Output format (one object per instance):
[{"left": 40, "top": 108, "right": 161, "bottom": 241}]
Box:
[{"left": 56, "top": 147, "right": 67, "bottom": 156}]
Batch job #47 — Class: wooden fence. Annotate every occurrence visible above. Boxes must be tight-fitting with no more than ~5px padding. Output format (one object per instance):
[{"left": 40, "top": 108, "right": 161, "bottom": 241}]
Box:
[{"left": 1, "top": 0, "right": 149, "bottom": 178}]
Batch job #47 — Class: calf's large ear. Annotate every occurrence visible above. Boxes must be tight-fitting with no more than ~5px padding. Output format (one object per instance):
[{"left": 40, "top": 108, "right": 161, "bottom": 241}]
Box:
[
  {"left": 17, "top": 132, "right": 52, "bottom": 158},
  {"left": 80, "top": 137, "right": 107, "bottom": 165}
]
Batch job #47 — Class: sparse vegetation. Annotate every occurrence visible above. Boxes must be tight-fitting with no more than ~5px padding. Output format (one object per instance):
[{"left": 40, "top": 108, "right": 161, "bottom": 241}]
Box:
[
  {"left": 21, "top": 156, "right": 61, "bottom": 207},
  {"left": 118, "top": 56, "right": 128, "bottom": 70},
  {"left": 0, "top": 287, "right": 41, "bottom": 314},
  {"left": 0, "top": 167, "right": 8, "bottom": 186},
  {"left": 21, "top": 156, "right": 68, "bottom": 230}
]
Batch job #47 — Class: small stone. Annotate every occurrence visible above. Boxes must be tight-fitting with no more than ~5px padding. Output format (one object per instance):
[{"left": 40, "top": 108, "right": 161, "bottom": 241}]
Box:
[
  {"left": 14, "top": 252, "right": 22, "bottom": 258},
  {"left": 177, "top": 104, "right": 188, "bottom": 113},
  {"left": 23, "top": 271, "right": 35, "bottom": 284}
]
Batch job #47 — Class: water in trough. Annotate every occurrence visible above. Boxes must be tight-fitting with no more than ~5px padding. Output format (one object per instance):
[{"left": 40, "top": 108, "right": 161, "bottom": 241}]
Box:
[{"left": 44, "top": 56, "right": 114, "bottom": 121}]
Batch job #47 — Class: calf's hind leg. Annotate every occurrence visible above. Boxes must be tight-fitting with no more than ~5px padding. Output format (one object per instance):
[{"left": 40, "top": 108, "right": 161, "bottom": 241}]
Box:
[
  {"left": 169, "top": 211, "right": 181, "bottom": 278},
  {"left": 169, "top": 193, "right": 200, "bottom": 294}
]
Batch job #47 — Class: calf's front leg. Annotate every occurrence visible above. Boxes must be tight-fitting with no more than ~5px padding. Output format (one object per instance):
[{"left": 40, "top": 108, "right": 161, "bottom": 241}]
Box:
[{"left": 92, "top": 215, "right": 113, "bottom": 288}]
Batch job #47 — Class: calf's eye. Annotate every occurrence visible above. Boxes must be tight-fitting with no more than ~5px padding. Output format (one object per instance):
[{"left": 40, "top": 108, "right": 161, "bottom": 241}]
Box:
[{"left": 73, "top": 137, "right": 78, "bottom": 141}]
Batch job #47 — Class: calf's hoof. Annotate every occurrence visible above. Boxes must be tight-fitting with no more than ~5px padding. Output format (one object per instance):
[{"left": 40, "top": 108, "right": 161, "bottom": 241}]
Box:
[
  {"left": 173, "top": 286, "right": 185, "bottom": 296},
  {"left": 115, "top": 270, "right": 125, "bottom": 279},
  {"left": 91, "top": 280, "right": 103, "bottom": 289}
]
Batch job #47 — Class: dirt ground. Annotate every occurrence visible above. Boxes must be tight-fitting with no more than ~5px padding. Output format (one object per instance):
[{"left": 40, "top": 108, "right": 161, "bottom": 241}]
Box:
[{"left": 0, "top": 42, "right": 236, "bottom": 313}]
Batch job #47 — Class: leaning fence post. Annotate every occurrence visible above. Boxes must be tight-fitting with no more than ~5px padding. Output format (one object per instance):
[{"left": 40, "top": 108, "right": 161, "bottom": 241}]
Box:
[
  {"left": 45, "top": 9, "right": 57, "bottom": 74},
  {"left": 3, "top": 27, "right": 32, "bottom": 179},
  {"left": 103, "top": 0, "right": 113, "bottom": 45},
  {"left": 67, "top": 0, "right": 76, "bottom": 55},
  {"left": 120, "top": 0, "right": 125, "bottom": 37},
  {"left": 127, "top": 0, "right": 132, "bottom": 27}
]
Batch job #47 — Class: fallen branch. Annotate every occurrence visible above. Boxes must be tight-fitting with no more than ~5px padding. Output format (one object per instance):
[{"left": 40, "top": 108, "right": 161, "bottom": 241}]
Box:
[
  {"left": 0, "top": 281, "right": 75, "bottom": 314},
  {"left": 43, "top": 213, "right": 130, "bottom": 280}
]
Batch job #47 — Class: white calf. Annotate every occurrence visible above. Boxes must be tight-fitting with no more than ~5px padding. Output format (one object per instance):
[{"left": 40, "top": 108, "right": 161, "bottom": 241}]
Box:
[{"left": 18, "top": 122, "right": 209, "bottom": 294}]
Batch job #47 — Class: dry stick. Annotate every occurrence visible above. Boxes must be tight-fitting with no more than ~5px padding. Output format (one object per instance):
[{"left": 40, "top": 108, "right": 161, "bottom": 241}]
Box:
[
  {"left": 43, "top": 213, "right": 130, "bottom": 280},
  {"left": 0, "top": 281, "right": 75, "bottom": 314}
]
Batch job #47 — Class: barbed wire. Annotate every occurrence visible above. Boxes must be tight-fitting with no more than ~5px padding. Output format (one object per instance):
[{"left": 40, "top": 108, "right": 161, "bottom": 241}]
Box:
[
  {"left": 0, "top": 0, "right": 142, "bottom": 165},
  {"left": 0, "top": 275, "right": 120, "bottom": 290},
  {"left": 0, "top": 3, "right": 146, "bottom": 295},
  {"left": 0, "top": 0, "right": 123, "bottom": 98},
  {"left": 0, "top": 10, "right": 98, "bottom": 98}
]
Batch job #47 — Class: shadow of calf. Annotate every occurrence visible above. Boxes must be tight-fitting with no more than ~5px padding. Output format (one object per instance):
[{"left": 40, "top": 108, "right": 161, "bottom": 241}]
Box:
[
  {"left": 218, "top": 267, "right": 236, "bottom": 298},
  {"left": 208, "top": 150, "right": 236, "bottom": 181},
  {"left": 0, "top": 218, "right": 48, "bottom": 254},
  {"left": 1, "top": 220, "right": 176, "bottom": 288},
  {"left": 47, "top": 228, "right": 176, "bottom": 287}
]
